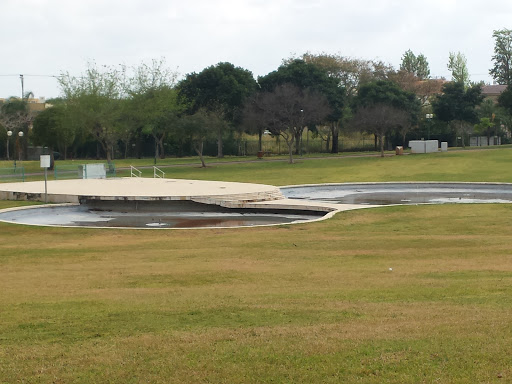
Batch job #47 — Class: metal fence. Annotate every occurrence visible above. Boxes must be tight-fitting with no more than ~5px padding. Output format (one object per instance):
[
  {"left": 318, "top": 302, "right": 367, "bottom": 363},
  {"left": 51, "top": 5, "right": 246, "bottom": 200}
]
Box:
[
  {"left": 54, "top": 163, "right": 116, "bottom": 180},
  {"left": 239, "top": 132, "right": 377, "bottom": 156},
  {"left": 0, "top": 167, "right": 25, "bottom": 182}
]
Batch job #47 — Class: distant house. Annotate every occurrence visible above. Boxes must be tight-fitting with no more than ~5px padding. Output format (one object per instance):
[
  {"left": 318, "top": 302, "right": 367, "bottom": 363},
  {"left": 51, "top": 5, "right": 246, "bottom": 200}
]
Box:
[
  {"left": 481, "top": 84, "right": 507, "bottom": 102},
  {"left": 0, "top": 97, "right": 50, "bottom": 112}
]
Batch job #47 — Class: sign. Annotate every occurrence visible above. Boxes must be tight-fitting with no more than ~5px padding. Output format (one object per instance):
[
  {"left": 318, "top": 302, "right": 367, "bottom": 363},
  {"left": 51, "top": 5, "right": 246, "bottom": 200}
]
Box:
[{"left": 40, "top": 155, "right": 51, "bottom": 168}]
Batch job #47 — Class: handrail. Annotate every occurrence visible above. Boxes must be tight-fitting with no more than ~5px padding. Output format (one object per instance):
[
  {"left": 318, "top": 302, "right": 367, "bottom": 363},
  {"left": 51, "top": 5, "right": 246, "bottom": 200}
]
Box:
[
  {"left": 153, "top": 166, "right": 165, "bottom": 178},
  {"left": 130, "top": 166, "right": 142, "bottom": 178}
]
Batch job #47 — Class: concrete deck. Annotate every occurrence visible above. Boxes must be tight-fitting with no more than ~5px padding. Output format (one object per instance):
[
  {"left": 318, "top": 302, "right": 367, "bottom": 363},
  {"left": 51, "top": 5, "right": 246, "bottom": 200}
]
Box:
[
  {"left": 0, "top": 178, "right": 377, "bottom": 217},
  {"left": 0, "top": 178, "right": 284, "bottom": 204}
]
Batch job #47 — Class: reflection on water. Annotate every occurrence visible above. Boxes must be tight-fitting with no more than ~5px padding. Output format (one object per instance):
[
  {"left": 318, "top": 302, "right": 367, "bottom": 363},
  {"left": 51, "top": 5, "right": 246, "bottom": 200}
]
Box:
[{"left": 0, "top": 205, "right": 323, "bottom": 229}]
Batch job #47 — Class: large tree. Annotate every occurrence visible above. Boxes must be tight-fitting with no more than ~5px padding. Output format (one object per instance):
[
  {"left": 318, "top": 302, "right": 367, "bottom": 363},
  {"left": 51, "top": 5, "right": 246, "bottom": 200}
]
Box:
[
  {"left": 124, "top": 59, "right": 181, "bottom": 161},
  {"left": 296, "top": 53, "right": 396, "bottom": 153},
  {"left": 32, "top": 104, "right": 77, "bottom": 162},
  {"left": 400, "top": 49, "right": 430, "bottom": 80},
  {"left": 248, "top": 84, "right": 331, "bottom": 164},
  {"left": 178, "top": 109, "right": 226, "bottom": 167},
  {"left": 351, "top": 80, "right": 421, "bottom": 156},
  {"left": 350, "top": 104, "right": 411, "bottom": 156},
  {"left": 432, "top": 82, "right": 484, "bottom": 147},
  {"left": 0, "top": 98, "right": 33, "bottom": 160},
  {"left": 258, "top": 59, "right": 344, "bottom": 153},
  {"left": 498, "top": 85, "right": 512, "bottom": 115},
  {"left": 58, "top": 63, "right": 126, "bottom": 165},
  {"left": 490, "top": 28, "right": 512, "bottom": 86},
  {"left": 178, "top": 62, "right": 257, "bottom": 158},
  {"left": 448, "top": 52, "right": 470, "bottom": 88}
]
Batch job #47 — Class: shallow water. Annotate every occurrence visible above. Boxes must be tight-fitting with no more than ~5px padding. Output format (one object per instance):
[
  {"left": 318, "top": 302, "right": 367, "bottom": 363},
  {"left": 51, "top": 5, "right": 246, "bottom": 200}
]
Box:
[
  {"left": 281, "top": 183, "right": 512, "bottom": 205},
  {"left": 0, "top": 204, "right": 323, "bottom": 229}
]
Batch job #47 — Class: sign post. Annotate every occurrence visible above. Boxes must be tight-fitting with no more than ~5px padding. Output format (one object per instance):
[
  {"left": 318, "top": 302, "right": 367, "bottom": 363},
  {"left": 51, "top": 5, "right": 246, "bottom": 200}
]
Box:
[{"left": 40, "top": 155, "right": 51, "bottom": 203}]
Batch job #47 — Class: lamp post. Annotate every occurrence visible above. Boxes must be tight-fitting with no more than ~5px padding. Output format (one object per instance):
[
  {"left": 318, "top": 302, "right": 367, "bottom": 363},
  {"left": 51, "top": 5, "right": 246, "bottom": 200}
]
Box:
[
  {"left": 6, "top": 130, "right": 12, "bottom": 161},
  {"left": 300, "top": 109, "right": 304, "bottom": 156},
  {"left": 17, "top": 131, "right": 24, "bottom": 162},
  {"left": 426, "top": 113, "right": 433, "bottom": 140}
]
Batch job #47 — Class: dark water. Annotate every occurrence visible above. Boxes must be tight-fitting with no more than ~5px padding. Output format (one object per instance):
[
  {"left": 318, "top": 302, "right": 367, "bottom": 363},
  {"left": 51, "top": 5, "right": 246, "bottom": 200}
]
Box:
[
  {"left": 281, "top": 183, "right": 512, "bottom": 205},
  {"left": 0, "top": 204, "right": 324, "bottom": 229}
]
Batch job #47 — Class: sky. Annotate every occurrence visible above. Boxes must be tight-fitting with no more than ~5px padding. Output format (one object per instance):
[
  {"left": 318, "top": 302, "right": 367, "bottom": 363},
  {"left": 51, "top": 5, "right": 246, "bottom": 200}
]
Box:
[{"left": 1, "top": 0, "right": 511, "bottom": 99}]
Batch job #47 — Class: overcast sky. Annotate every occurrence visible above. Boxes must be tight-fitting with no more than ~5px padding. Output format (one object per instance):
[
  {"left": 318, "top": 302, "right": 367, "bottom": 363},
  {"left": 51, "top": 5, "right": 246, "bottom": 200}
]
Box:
[{"left": 1, "top": 0, "right": 511, "bottom": 99}]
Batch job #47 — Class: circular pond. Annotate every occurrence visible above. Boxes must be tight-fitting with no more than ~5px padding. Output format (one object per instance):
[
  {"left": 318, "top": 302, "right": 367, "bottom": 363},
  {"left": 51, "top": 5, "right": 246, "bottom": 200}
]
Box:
[
  {"left": 281, "top": 182, "right": 512, "bottom": 205},
  {"left": 0, "top": 200, "right": 325, "bottom": 229}
]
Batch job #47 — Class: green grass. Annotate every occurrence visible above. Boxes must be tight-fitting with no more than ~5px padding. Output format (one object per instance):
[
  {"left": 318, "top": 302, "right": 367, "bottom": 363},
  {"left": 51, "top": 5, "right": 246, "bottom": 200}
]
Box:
[
  {"left": 132, "top": 147, "right": 512, "bottom": 185},
  {"left": 4, "top": 147, "right": 512, "bottom": 184},
  {"left": 2, "top": 149, "right": 512, "bottom": 382}
]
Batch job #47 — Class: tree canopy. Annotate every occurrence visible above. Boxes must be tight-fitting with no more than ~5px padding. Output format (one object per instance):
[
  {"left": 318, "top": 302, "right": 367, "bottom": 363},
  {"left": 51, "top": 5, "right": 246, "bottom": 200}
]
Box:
[
  {"left": 351, "top": 80, "right": 421, "bottom": 156},
  {"left": 247, "top": 84, "right": 331, "bottom": 163},
  {"left": 432, "top": 82, "right": 483, "bottom": 147},
  {"left": 490, "top": 28, "right": 512, "bottom": 86},
  {"left": 178, "top": 62, "right": 257, "bottom": 157},
  {"left": 448, "top": 52, "right": 470, "bottom": 88},
  {"left": 400, "top": 49, "right": 430, "bottom": 80},
  {"left": 258, "top": 58, "right": 345, "bottom": 153}
]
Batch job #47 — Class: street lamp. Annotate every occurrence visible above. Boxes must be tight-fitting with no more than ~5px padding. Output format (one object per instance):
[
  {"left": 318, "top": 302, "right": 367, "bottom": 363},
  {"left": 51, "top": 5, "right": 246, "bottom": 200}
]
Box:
[
  {"left": 426, "top": 114, "right": 433, "bottom": 140},
  {"left": 13, "top": 131, "right": 24, "bottom": 168},
  {"left": 6, "top": 130, "right": 12, "bottom": 161},
  {"left": 300, "top": 109, "right": 304, "bottom": 156}
]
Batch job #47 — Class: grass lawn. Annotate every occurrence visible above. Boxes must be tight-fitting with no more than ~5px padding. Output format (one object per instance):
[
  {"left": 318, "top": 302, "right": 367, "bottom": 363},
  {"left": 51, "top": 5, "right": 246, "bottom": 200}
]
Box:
[{"left": 1, "top": 148, "right": 512, "bottom": 382}]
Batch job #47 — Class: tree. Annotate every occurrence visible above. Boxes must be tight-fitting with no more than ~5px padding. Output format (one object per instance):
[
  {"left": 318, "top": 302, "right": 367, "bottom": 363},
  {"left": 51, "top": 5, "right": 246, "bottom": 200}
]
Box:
[
  {"left": 124, "top": 59, "right": 181, "bottom": 161},
  {"left": 258, "top": 59, "right": 344, "bottom": 153},
  {"left": 0, "top": 98, "right": 33, "bottom": 160},
  {"left": 490, "top": 28, "right": 512, "bottom": 85},
  {"left": 432, "top": 82, "right": 484, "bottom": 147},
  {"left": 179, "top": 109, "right": 226, "bottom": 167},
  {"left": 474, "top": 117, "right": 494, "bottom": 145},
  {"left": 178, "top": 62, "right": 257, "bottom": 158},
  {"left": 498, "top": 85, "right": 512, "bottom": 114},
  {"left": 58, "top": 63, "right": 126, "bottom": 165},
  {"left": 290, "top": 53, "right": 395, "bottom": 153},
  {"left": 448, "top": 52, "right": 470, "bottom": 88},
  {"left": 350, "top": 104, "right": 411, "bottom": 156},
  {"left": 247, "top": 84, "right": 331, "bottom": 164},
  {"left": 32, "top": 104, "right": 76, "bottom": 163},
  {"left": 350, "top": 80, "right": 421, "bottom": 156},
  {"left": 400, "top": 49, "right": 430, "bottom": 79}
]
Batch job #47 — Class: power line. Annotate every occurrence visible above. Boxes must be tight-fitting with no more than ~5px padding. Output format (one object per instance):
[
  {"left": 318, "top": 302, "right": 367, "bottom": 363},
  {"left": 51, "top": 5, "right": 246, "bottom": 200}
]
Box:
[{"left": 0, "top": 74, "right": 61, "bottom": 78}]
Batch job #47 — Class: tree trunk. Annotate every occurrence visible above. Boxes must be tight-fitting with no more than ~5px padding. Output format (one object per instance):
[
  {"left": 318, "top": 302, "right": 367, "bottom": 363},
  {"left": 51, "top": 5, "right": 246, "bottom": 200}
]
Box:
[
  {"left": 331, "top": 123, "right": 339, "bottom": 153},
  {"left": 294, "top": 130, "right": 301, "bottom": 155},
  {"left": 460, "top": 121, "right": 465, "bottom": 148},
  {"left": 194, "top": 141, "right": 206, "bottom": 167},
  {"left": 158, "top": 136, "right": 165, "bottom": 159},
  {"left": 258, "top": 129, "right": 263, "bottom": 152},
  {"left": 379, "top": 133, "right": 385, "bottom": 157},
  {"left": 284, "top": 134, "right": 295, "bottom": 164},
  {"left": 217, "top": 128, "right": 223, "bottom": 158}
]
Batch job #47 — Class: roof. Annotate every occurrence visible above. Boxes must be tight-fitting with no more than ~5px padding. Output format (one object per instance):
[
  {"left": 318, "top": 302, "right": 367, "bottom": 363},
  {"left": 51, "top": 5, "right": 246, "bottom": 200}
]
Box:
[{"left": 482, "top": 84, "right": 508, "bottom": 96}]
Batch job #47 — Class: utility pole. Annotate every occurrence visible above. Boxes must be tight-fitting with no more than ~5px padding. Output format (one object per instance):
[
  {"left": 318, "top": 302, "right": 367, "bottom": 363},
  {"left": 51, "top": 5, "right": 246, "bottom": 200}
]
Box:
[{"left": 20, "top": 74, "right": 24, "bottom": 98}]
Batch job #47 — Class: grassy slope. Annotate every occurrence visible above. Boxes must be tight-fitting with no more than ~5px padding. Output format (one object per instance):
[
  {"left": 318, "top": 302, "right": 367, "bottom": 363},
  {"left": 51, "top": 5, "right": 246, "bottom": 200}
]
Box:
[
  {"left": 113, "top": 149, "right": 512, "bottom": 185},
  {"left": 1, "top": 149, "right": 512, "bottom": 382}
]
